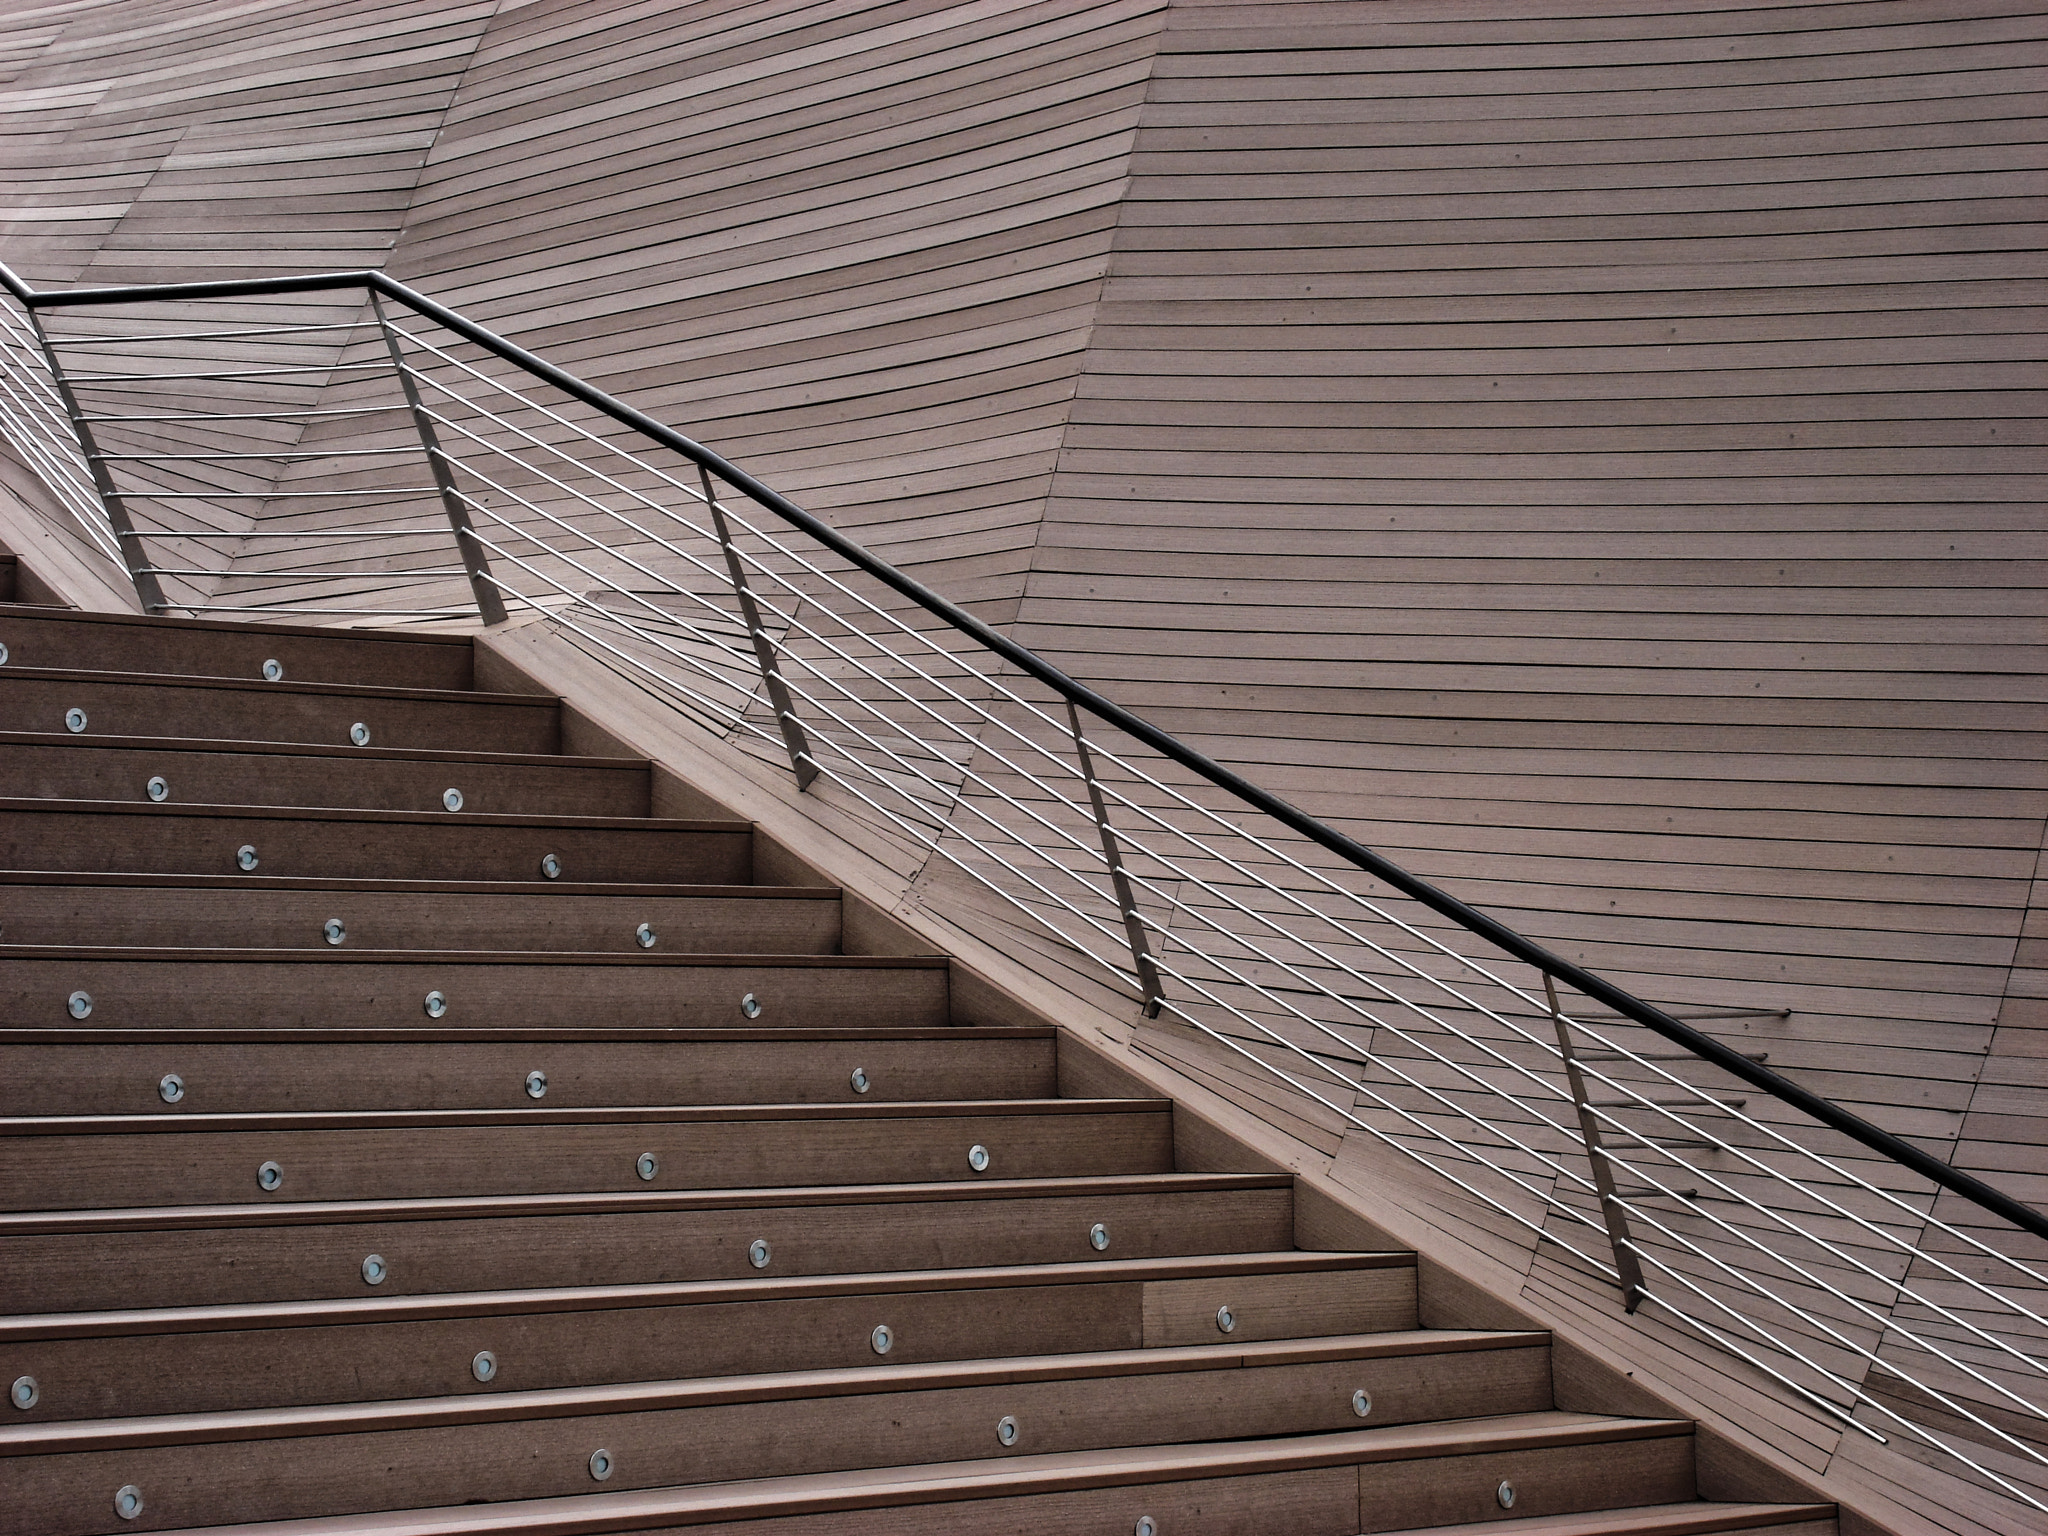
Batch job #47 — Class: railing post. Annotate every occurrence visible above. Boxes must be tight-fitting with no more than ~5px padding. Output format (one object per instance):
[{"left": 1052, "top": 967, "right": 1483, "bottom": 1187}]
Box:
[
  {"left": 1546, "top": 972, "right": 1647, "bottom": 1313},
  {"left": 1066, "top": 699, "right": 1165, "bottom": 1018},
  {"left": 23, "top": 308, "right": 168, "bottom": 613},
  {"left": 701, "top": 465, "right": 817, "bottom": 790},
  {"left": 370, "top": 291, "right": 507, "bottom": 625}
]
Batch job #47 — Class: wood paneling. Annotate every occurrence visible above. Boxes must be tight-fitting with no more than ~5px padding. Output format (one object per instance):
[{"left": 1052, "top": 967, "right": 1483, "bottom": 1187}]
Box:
[
  {"left": 0, "top": 2, "right": 2035, "bottom": 1528},
  {"left": 1015, "top": 0, "right": 2047, "bottom": 1154},
  {"left": 0, "top": 0, "right": 498, "bottom": 613}
]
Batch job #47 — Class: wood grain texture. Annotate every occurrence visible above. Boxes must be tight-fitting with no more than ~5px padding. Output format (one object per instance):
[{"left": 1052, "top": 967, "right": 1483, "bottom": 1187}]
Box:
[
  {"left": 1012, "top": 0, "right": 2046, "bottom": 1196},
  {"left": 0, "top": 1, "right": 2029, "bottom": 1529}
]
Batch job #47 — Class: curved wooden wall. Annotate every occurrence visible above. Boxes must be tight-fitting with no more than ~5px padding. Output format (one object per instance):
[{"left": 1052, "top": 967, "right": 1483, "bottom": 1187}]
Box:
[
  {"left": 379, "top": 0, "right": 1173, "bottom": 616},
  {"left": 0, "top": 0, "right": 2042, "bottom": 1201},
  {"left": 1016, "top": 0, "right": 2047, "bottom": 1172}
]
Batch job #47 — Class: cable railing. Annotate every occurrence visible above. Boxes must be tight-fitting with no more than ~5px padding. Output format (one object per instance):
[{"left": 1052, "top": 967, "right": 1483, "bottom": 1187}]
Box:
[{"left": 2, "top": 261, "right": 2044, "bottom": 1518}]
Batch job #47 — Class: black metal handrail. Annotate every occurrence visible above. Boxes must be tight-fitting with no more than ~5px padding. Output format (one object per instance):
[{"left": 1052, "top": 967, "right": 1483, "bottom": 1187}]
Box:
[{"left": 5, "top": 257, "right": 2041, "bottom": 1243}]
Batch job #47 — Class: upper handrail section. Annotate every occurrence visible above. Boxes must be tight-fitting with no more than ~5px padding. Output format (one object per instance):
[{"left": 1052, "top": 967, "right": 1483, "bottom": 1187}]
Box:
[{"left": 4, "top": 256, "right": 2035, "bottom": 1244}]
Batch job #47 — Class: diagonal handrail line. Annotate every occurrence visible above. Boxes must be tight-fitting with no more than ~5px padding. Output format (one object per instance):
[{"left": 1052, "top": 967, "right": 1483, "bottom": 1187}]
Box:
[{"left": 3, "top": 259, "right": 2043, "bottom": 1246}]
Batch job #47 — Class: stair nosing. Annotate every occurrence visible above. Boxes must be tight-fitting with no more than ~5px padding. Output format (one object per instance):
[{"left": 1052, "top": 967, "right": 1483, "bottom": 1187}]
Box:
[
  {"left": 0, "top": 729, "right": 645, "bottom": 769},
  {"left": 0, "top": 607, "right": 477, "bottom": 647},
  {"left": 0, "top": 945, "right": 949, "bottom": 966},
  {"left": 0, "top": 1331, "right": 1555, "bottom": 1454},
  {"left": 0, "top": 795, "right": 747, "bottom": 831},
  {"left": 0, "top": 1250, "right": 1416, "bottom": 1339},
  {"left": 0, "top": 872, "right": 838, "bottom": 897},
  {"left": 1368, "top": 1503, "right": 1840, "bottom": 1536},
  {"left": 0, "top": 664, "right": 552, "bottom": 707},
  {"left": 0, "top": 1170, "right": 1298, "bottom": 1233},
  {"left": 90, "top": 1415, "right": 1693, "bottom": 1535},
  {"left": 0, "top": 1025, "right": 1049, "bottom": 1045},
  {"left": 2, "top": 1098, "right": 1169, "bottom": 1134}
]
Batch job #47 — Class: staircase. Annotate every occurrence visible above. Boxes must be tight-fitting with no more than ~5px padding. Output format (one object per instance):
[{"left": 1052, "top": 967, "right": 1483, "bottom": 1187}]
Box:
[{"left": 0, "top": 604, "right": 1839, "bottom": 1535}]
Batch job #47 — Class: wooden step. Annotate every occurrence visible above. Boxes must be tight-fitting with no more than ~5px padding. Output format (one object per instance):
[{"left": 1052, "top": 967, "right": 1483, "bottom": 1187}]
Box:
[
  {"left": 0, "top": 608, "right": 475, "bottom": 690},
  {"left": 0, "top": 1173, "right": 1299, "bottom": 1309},
  {"left": 0, "top": 1339, "right": 1573, "bottom": 1532},
  {"left": 0, "top": 949, "right": 947, "bottom": 1030},
  {"left": 0, "top": 667, "right": 556, "bottom": 752},
  {"left": 0, "top": 877, "right": 841, "bottom": 955},
  {"left": 0, "top": 1026, "right": 1037, "bottom": 1114},
  {"left": 0, "top": 1099, "right": 1173, "bottom": 1208},
  {"left": 1372, "top": 1503, "right": 1838, "bottom": 1536},
  {"left": 0, "top": 733, "right": 651, "bottom": 815},
  {"left": 0, "top": 800, "right": 752, "bottom": 882},
  {"left": 0, "top": 1252, "right": 1416, "bottom": 1418},
  {"left": 10, "top": 1413, "right": 1697, "bottom": 1536}
]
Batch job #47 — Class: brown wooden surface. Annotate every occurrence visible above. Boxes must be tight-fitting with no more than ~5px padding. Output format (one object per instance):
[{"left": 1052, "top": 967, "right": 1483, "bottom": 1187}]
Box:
[
  {"left": 1, "top": 1174, "right": 1301, "bottom": 1310},
  {"left": 0, "top": 668, "right": 558, "bottom": 752},
  {"left": 0, "top": 881, "right": 838, "bottom": 953},
  {"left": 0, "top": 608, "right": 475, "bottom": 688},
  {"left": 0, "top": 800, "right": 753, "bottom": 883},
  {"left": 0, "top": 1100, "right": 1172, "bottom": 1207},
  {"left": 0, "top": 735, "right": 653, "bottom": 815},
  {"left": 0, "top": 950, "right": 947, "bottom": 1030},
  {"left": 0, "top": 1353, "right": 1566, "bottom": 1532},
  {"left": 10, "top": 0, "right": 2028, "bottom": 1527},
  {"left": 0, "top": 1256, "right": 1415, "bottom": 1418},
  {"left": 0, "top": 1030, "right": 1050, "bottom": 1113}
]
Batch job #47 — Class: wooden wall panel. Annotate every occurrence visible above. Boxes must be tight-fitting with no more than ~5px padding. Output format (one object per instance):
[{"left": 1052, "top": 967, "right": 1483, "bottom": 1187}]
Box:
[
  {"left": 1017, "top": 0, "right": 2048, "bottom": 1150},
  {"left": 367, "top": 0, "right": 1174, "bottom": 620},
  {"left": 0, "top": 0, "right": 494, "bottom": 614}
]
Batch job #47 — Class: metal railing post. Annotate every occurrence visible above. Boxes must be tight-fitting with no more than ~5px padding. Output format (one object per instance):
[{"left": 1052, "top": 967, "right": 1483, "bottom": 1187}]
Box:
[
  {"left": 370, "top": 291, "right": 507, "bottom": 625},
  {"left": 1546, "top": 972, "right": 1647, "bottom": 1313},
  {"left": 1066, "top": 699, "right": 1165, "bottom": 1018},
  {"left": 701, "top": 465, "right": 816, "bottom": 790},
  {"left": 23, "top": 309, "right": 168, "bottom": 613}
]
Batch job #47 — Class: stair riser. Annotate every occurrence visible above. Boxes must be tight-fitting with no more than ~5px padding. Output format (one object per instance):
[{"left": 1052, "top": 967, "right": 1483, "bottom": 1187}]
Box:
[
  {"left": 1358, "top": 1437, "right": 1695, "bottom": 1529},
  {"left": 4, "top": 1188, "right": 1298, "bottom": 1309},
  {"left": 0, "top": 675, "right": 555, "bottom": 753},
  {"left": 0, "top": 742, "right": 649, "bottom": 815},
  {"left": 0, "top": 1110, "right": 1173, "bottom": 1208},
  {"left": 676, "top": 1467, "right": 1360, "bottom": 1535},
  {"left": 0, "top": 888, "right": 837, "bottom": 957},
  {"left": 482, "top": 1454, "right": 1701, "bottom": 1536},
  {"left": 2, "top": 1269, "right": 1416, "bottom": 1419},
  {"left": 0, "top": 1035, "right": 1033, "bottom": 1114},
  {"left": 0, "top": 810, "right": 749, "bottom": 883},
  {"left": 0, "top": 1351, "right": 1559, "bottom": 1533},
  {"left": 0, "top": 958, "right": 941, "bottom": 1030},
  {"left": 0, "top": 616, "right": 473, "bottom": 690}
]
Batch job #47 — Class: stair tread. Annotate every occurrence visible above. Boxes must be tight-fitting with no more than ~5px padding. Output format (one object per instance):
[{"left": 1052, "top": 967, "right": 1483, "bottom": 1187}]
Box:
[
  {"left": 0, "top": 872, "right": 836, "bottom": 896},
  {"left": 0, "top": 1250, "right": 1414, "bottom": 1338},
  {"left": 0, "top": 1026, "right": 1048, "bottom": 1044},
  {"left": 0, "top": 1171, "right": 1294, "bottom": 1236},
  {"left": 0, "top": 729, "right": 644, "bottom": 770},
  {"left": 0, "top": 795, "right": 745, "bottom": 831},
  {"left": 0, "top": 1329, "right": 1550, "bottom": 1451},
  {"left": 1370, "top": 1504, "right": 1838, "bottom": 1536},
  {"left": 0, "top": 607, "right": 475, "bottom": 648},
  {"left": 0, "top": 1025, "right": 1047, "bottom": 1044},
  {"left": 141, "top": 1414, "right": 1692, "bottom": 1536},
  {"left": 0, "top": 1170, "right": 1297, "bottom": 1234},
  {"left": 0, "top": 944, "right": 946, "bottom": 965},
  {"left": 4, "top": 1098, "right": 1167, "bottom": 1133},
  {"left": 0, "top": 663, "right": 547, "bottom": 707}
]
